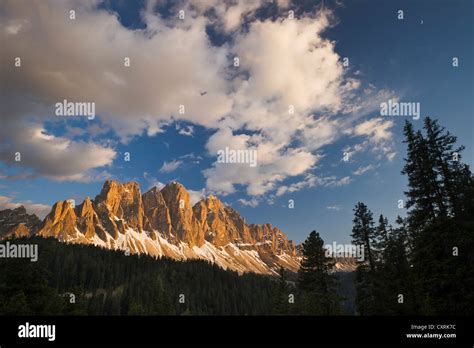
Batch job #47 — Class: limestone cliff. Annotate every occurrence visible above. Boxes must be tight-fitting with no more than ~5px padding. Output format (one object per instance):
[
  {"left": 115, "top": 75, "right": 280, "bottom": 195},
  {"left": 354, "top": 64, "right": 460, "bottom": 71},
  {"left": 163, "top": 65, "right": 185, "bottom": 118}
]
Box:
[{"left": 1, "top": 180, "right": 302, "bottom": 275}]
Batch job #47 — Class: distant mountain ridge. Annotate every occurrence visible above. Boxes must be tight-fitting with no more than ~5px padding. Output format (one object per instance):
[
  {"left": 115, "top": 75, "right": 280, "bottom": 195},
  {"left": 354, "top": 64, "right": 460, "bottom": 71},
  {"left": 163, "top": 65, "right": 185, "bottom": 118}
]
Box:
[
  {"left": 1, "top": 180, "right": 301, "bottom": 274},
  {"left": 0, "top": 180, "right": 358, "bottom": 274},
  {"left": 0, "top": 206, "right": 42, "bottom": 239}
]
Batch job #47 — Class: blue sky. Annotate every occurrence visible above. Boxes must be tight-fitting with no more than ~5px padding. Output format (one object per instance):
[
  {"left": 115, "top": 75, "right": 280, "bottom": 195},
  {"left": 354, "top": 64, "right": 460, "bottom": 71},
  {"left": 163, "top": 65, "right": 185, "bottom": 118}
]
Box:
[{"left": 1, "top": 0, "right": 472, "bottom": 245}]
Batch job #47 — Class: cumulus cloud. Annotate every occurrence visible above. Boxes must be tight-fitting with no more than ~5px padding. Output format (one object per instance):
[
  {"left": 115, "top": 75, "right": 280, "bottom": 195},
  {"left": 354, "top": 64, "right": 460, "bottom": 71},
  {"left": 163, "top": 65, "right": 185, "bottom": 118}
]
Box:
[
  {"left": 0, "top": 196, "right": 51, "bottom": 219},
  {"left": 1, "top": 0, "right": 397, "bottom": 197},
  {"left": 204, "top": 128, "right": 319, "bottom": 196},
  {"left": 200, "top": 10, "right": 352, "bottom": 196},
  {"left": 2, "top": 1, "right": 233, "bottom": 134},
  {"left": 232, "top": 12, "right": 345, "bottom": 114},
  {"left": 214, "top": 0, "right": 264, "bottom": 32},
  {"left": 201, "top": 10, "right": 394, "bottom": 196},
  {"left": 1, "top": 0, "right": 232, "bottom": 181},
  {"left": 0, "top": 124, "right": 116, "bottom": 182}
]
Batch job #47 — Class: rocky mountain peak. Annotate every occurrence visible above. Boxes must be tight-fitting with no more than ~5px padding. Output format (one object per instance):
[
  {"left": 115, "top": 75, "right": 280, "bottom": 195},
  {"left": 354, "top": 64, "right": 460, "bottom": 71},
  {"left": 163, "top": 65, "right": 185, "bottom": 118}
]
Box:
[
  {"left": 13, "top": 206, "right": 26, "bottom": 215},
  {"left": 0, "top": 206, "right": 41, "bottom": 239},
  {"left": 38, "top": 200, "right": 78, "bottom": 240},
  {"left": 142, "top": 186, "right": 173, "bottom": 239},
  {"left": 95, "top": 180, "right": 144, "bottom": 232},
  {"left": 77, "top": 197, "right": 94, "bottom": 217},
  {"left": 95, "top": 180, "right": 140, "bottom": 208},
  {"left": 160, "top": 181, "right": 190, "bottom": 202},
  {"left": 203, "top": 194, "right": 223, "bottom": 211},
  {"left": 1, "top": 180, "right": 306, "bottom": 275},
  {"left": 159, "top": 181, "right": 202, "bottom": 246}
]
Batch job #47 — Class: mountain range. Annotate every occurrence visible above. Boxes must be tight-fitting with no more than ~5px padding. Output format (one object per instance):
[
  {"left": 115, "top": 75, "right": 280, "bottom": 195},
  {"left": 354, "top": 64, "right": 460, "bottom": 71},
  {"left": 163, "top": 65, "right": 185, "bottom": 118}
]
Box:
[{"left": 0, "top": 180, "right": 356, "bottom": 274}]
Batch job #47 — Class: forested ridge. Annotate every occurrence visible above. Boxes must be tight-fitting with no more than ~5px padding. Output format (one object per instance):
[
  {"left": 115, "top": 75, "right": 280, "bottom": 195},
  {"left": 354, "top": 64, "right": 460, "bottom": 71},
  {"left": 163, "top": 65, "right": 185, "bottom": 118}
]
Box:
[
  {"left": 0, "top": 237, "right": 282, "bottom": 315},
  {"left": 0, "top": 236, "right": 357, "bottom": 315}
]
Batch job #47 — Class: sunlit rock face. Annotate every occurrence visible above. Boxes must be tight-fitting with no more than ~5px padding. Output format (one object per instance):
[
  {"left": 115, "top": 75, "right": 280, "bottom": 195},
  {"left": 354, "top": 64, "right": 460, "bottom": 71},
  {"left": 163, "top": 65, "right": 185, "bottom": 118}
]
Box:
[{"left": 2, "top": 180, "right": 304, "bottom": 275}]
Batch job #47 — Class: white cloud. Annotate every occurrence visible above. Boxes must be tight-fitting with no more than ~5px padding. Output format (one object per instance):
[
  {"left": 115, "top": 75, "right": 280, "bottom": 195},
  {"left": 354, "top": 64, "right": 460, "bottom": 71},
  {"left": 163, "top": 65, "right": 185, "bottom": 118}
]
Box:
[
  {"left": 301, "top": 117, "right": 341, "bottom": 151},
  {"left": 353, "top": 164, "right": 377, "bottom": 176},
  {"left": 1, "top": 0, "right": 233, "bottom": 181},
  {"left": 326, "top": 205, "right": 342, "bottom": 211},
  {"left": 0, "top": 125, "right": 116, "bottom": 182},
  {"left": 217, "top": 0, "right": 264, "bottom": 32},
  {"left": 238, "top": 197, "right": 260, "bottom": 208},
  {"left": 276, "top": 174, "right": 351, "bottom": 196},
  {"left": 232, "top": 12, "right": 345, "bottom": 114},
  {"left": 4, "top": 19, "right": 28, "bottom": 35},
  {"left": 353, "top": 118, "right": 394, "bottom": 144},
  {"left": 204, "top": 128, "right": 319, "bottom": 196},
  {"left": 387, "top": 151, "right": 397, "bottom": 161},
  {"left": 188, "top": 188, "right": 206, "bottom": 206},
  {"left": 159, "top": 160, "right": 183, "bottom": 173},
  {"left": 200, "top": 11, "right": 394, "bottom": 197},
  {"left": 179, "top": 152, "right": 202, "bottom": 164},
  {"left": 317, "top": 175, "right": 352, "bottom": 187},
  {"left": 342, "top": 86, "right": 397, "bottom": 117},
  {"left": 0, "top": 196, "right": 51, "bottom": 219},
  {"left": 345, "top": 118, "right": 397, "bottom": 161},
  {"left": 276, "top": 174, "right": 317, "bottom": 196},
  {"left": 182, "top": 0, "right": 265, "bottom": 32},
  {"left": 1, "top": 1, "right": 398, "bottom": 194},
  {"left": 342, "top": 141, "right": 369, "bottom": 162},
  {"left": 276, "top": 0, "right": 292, "bottom": 9},
  {"left": 177, "top": 125, "right": 194, "bottom": 137}
]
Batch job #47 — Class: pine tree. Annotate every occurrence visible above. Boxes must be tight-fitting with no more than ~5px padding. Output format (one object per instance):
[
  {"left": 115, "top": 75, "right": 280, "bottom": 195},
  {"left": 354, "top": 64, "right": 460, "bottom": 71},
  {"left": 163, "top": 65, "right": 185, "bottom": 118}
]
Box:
[
  {"left": 402, "top": 118, "right": 474, "bottom": 315},
  {"left": 402, "top": 121, "right": 439, "bottom": 230},
  {"left": 378, "top": 218, "right": 417, "bottom": 314},
  {"left": 351, "top": 202, "right": 379, "bottom": 314},
  {"left": 394, "top": 215, "right": 413, "bottom": 255},
  {"left": 351, "top": 202, "right": 376, "bottom": 272},
  {"left": 423, "top": 117, "right": 474, "bottom": 218},
  {"left": 271, "top": 267, "right": 290, "bottom": 315},
  {"left": 1, "top": 291, "right": 32, "bottom": 315},
  {"left": 374, "top": 214, "right": 390, "bottom": 263},
  {"left": 297, "top": 231, "right": 341, "bottom": 315}
]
